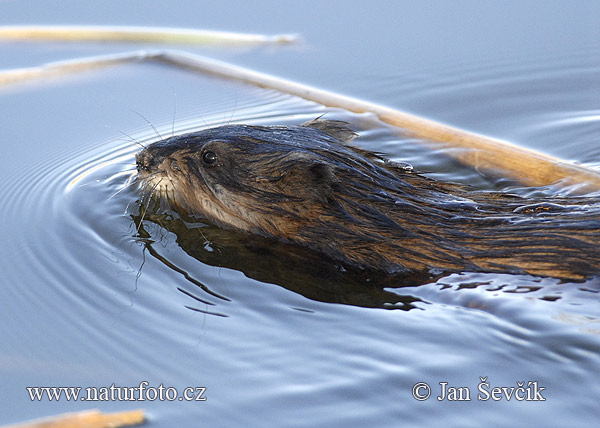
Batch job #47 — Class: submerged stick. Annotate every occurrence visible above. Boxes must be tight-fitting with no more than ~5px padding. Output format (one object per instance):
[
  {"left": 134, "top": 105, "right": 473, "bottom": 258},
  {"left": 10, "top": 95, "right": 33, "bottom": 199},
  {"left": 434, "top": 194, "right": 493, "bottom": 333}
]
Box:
[
  {"left": 0, "top": 409, "right": 145, "bottom": 428},
  {"left": 0, "top": 51, "right": 144, "bottom": 86},
  {"left": 0, "top": 25, "right": 299, "bottom": 45},
  {"left": 0, "top": 50, "right": 598, "bottom": 191}
]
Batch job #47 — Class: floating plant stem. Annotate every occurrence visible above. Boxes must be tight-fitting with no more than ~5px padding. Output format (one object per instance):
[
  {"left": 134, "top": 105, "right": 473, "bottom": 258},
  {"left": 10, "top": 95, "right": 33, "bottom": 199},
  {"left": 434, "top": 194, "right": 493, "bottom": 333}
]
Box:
[
  {"left": 0, "top": 25, "right": 299, "bottom": 45},
  {"left": 0, "top": 408, "right": 144, "bottom": 428},
  {"left": 0, "top": 48, "right": 598, "bottom": 191}
]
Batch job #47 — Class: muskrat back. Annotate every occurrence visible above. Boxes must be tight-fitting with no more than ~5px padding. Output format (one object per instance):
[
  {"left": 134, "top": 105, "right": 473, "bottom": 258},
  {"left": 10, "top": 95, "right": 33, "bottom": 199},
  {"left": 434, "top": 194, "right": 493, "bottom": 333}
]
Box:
[{"left": 135, "top": 119, "right": 600, "bottom": 281}]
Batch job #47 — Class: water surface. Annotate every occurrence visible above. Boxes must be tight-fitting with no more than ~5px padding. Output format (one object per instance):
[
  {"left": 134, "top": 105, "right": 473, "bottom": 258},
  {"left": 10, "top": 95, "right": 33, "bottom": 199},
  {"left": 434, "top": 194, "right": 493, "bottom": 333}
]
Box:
[{"left": 1, "top": 2, "right": 599, "bottom": 427}]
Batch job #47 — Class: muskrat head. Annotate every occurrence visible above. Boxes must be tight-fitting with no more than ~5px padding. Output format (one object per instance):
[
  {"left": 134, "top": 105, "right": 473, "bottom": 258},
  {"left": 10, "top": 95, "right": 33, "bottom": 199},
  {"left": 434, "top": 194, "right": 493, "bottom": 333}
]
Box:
[{"left": 135, "top": 120, "right": 362, "bottom": 237}]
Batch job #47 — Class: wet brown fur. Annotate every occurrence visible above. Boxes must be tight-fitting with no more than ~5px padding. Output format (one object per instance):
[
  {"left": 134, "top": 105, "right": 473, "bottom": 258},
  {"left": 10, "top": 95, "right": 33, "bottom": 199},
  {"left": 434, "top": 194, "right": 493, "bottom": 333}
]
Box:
[{"left": 136, "top": 120, "right": 600, "bottom": 281}]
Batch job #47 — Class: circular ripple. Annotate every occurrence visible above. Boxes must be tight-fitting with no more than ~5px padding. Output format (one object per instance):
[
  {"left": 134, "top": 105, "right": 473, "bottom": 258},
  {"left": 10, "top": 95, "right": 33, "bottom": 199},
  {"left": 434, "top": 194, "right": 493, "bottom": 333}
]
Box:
[{"left": 0, "top": 94, "right": 345, "bottom": 363}]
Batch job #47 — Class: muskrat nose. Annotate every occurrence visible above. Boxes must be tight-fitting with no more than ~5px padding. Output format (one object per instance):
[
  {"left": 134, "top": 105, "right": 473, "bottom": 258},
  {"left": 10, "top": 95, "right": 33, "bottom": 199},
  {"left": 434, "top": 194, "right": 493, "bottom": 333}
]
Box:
[{"left": 135, "top": 150, "right": 152, "bottom": 173}]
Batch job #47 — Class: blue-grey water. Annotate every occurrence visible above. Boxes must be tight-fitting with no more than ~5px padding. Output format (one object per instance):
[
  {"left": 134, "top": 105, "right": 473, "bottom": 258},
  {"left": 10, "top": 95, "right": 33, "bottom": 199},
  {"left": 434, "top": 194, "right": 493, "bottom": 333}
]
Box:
[{"left": 1, "top": 1, "right": 599, "bottom": 427}]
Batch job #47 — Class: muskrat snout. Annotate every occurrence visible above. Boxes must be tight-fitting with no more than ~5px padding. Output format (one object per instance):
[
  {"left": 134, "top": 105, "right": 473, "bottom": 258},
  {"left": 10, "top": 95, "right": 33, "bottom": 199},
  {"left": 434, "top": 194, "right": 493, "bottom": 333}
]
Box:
[
  {"left": 135, "top": 150, "right": 152, "bottom": 173},
  {"left": 135, "top": 145, "right": 171, "bottom": 175}
]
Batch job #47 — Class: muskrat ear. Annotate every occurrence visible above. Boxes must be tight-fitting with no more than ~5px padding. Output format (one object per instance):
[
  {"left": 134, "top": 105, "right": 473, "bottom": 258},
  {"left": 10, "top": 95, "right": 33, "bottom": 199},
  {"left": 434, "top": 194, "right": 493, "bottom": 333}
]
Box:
[
  {"left": 281, "top": 154, "right": 338, "bottom": 202},
  {"left": 301, "top": 119, "right": 358, "bottom": 143}
]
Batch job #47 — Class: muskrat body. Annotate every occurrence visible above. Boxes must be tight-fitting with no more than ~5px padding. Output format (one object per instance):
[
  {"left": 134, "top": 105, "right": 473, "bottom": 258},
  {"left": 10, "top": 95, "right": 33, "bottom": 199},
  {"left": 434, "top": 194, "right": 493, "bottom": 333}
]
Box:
[{"left": 136, "top": 119, "right": 600, "bottom": 281}]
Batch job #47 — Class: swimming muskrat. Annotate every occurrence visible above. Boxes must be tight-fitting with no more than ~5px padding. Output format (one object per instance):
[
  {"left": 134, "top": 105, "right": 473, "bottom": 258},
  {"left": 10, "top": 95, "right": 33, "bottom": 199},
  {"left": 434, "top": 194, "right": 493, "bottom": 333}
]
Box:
[{"left": 135, "top": 119, "right": 600, "bottom": 281}]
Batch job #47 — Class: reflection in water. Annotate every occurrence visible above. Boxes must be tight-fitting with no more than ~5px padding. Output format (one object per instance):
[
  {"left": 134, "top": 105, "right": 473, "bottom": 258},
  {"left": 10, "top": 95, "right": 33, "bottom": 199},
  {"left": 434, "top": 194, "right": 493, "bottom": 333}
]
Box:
[
  {"left": 131, "top": 207, "right": 600, "bottom": 313},
  {"left": 132, "top": 212, "right": 438, "bottom": 311}
]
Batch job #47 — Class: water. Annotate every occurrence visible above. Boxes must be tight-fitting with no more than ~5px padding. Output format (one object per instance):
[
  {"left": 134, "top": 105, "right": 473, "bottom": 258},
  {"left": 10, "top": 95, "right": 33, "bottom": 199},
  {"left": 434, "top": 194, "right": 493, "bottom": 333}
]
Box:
[{"left": 1, "top": 1, "right": 600, "bottom": 427}]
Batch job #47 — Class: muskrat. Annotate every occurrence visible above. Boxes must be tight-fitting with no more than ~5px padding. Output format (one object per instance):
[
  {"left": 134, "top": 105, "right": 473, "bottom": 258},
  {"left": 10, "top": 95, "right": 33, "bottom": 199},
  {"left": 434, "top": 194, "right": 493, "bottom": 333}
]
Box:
[{"left": 135, "top": 119, "right": 600, "bottom": 281}]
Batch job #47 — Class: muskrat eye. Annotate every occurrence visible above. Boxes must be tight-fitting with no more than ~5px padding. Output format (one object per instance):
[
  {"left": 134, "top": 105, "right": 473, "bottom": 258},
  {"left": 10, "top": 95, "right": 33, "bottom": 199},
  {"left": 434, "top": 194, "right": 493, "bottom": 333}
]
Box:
[{"left": 202, "top": 151, "right": 218, "bottom": 166}]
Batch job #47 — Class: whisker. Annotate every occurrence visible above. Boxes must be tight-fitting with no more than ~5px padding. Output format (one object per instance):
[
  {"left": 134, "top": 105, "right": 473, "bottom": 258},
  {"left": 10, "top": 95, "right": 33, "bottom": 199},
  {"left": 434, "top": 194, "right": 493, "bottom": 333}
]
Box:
[
  {"left": 124, "top": 200, "right": 133, "bottom": 216},
  {"left": 74, "top": 181, "right": 96, "bottom": 188},
  {"left": 171, "top": 88, "right": 177, "bottom": 138},
  {"left": 169, "top": 178, "right": 192, "bottom": 211},
  {"left": 107, "top": 168, "right": 138, "bottom": 183},
  {"left": 105, "top": 124, "right": 147, "bottom": 149},
  {"left": 124, "top": 174, "right": 152, "bottom": 216},
  {"left": 136, "top": 170, "right": 161, "bottom": 186},
  {"left": 107, "top": 162, "right": 139, "bottom": 166},
  {"left": 227, "top": 93, "right": 238, "bottom": 125},
  {"left": 130, "top": 108, "right": 163, "bottom": 141},
  {"left": 196, "top": 226, "right": 222, "bottom": 256},
  {"left": 108, "top": 176, "right": 141, "bottom": 200},
  {"left": 135, "top": 176, "right": 157, "bottom": 203},
  {"left": 137, "top": 178, "right": 163, "bottom": 234},
  {"left": 198, "top": 114, "right": 210, "bottom": 130}
]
